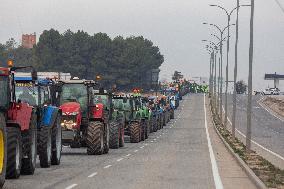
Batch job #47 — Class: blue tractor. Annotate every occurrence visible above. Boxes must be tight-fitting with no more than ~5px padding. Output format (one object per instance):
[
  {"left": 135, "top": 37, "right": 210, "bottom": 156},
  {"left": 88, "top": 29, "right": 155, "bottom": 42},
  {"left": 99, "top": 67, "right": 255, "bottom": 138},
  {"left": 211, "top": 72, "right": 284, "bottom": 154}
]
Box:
[{"left": 14, "top": 76, "right": 62, "bottom": 170}]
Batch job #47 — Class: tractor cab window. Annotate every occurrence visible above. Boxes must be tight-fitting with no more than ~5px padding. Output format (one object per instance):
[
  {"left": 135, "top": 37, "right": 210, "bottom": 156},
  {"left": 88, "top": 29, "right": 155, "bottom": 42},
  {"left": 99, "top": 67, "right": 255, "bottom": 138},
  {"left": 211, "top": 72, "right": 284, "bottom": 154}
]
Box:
[
  {"left": 113, "top": 98, "right": 123, "bottom": 110},
  {"left": 93, "top": 95, "right": 109, "bottom": 109},
  {"left": 39, "top": 86, "right": 50, "bottom": 105},
  {"left": 15, "top": 82, "right": 38, "bottom": 106},
  {"left": 60, "top": 83, "right": 88, "bottom": 110},
  {"left": 0, "top": 76, "right": 9, "bottom": 109}
]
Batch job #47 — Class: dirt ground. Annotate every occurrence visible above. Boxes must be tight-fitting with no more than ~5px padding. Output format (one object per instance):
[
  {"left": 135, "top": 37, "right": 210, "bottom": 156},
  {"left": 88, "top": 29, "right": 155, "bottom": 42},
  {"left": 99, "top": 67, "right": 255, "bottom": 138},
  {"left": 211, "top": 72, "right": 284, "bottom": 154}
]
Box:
[{"left": 262, "top": 96, "right": 284, "bottom": 118}]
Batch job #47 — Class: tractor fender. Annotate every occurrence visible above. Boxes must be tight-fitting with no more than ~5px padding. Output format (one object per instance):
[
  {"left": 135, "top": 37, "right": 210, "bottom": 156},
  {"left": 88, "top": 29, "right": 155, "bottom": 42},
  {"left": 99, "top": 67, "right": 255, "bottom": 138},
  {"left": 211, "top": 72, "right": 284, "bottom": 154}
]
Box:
[{"left": 40, "top": 106, "right": 59, "bottom": 128}]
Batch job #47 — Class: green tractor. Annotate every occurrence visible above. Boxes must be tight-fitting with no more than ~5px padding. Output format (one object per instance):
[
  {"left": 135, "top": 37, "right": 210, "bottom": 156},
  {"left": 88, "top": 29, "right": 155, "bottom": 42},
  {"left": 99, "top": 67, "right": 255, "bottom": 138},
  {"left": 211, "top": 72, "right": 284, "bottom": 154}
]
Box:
[{"left": 112, "top": 95, "right": 146, "bottom": 143}]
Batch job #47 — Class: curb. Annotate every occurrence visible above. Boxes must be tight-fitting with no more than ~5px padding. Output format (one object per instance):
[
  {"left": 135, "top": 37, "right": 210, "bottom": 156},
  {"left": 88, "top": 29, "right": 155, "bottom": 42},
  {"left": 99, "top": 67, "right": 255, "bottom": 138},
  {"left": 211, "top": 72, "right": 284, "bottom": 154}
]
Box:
[{"left": 208, "top": 104, "right": 267, "bottom": 189}]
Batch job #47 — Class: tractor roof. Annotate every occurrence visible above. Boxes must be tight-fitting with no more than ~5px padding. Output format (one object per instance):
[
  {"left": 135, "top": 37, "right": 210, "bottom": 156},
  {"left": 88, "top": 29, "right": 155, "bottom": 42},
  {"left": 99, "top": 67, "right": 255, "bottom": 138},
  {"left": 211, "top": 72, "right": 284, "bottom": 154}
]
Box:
[{"left": 58, "top": 79, "right": 95, "bottom": 85}]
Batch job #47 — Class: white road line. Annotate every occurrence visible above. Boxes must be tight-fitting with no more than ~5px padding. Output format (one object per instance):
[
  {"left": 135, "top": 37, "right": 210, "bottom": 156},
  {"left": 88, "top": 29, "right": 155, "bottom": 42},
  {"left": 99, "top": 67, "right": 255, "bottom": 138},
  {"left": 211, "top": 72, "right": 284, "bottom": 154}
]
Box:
[
  {"left": 88, "top": 172, "right": 98, "bottom": 178},
  {"left": 117, "top": 158, "right": 124, "bottom": 162},
  {"left": 65, "top": 184, "right": 78, "bottom": 189},
  {"left": 204, "top": 94, "right": 223, "bottom": 189},
  {"left": 134, "top": 150, "right": 139, "bottom": 152},
  {"left": 126, "top": 154, "right": 131, "bottom": 157},
  {"left": 154, "top": 139, "right": 157, "bottom": 141},
  {"left": 104, "top": 165, "right": 112, "bottom": 169},
  {"left": 145, "top": 143, "right": 148, "bottom": 146},
  {"left": 222, "top": 105, "right": 284, "bottom": 161},
  {"left": 140, "top": 146, "right": 144, "bottom": 149}
]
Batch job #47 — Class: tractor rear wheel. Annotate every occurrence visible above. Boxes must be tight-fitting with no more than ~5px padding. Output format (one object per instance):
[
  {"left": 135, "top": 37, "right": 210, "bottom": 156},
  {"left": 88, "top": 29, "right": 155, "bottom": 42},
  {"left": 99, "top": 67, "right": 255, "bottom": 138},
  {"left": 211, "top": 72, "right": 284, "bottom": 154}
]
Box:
[
  {"left": 6, "top": 127, "right": 22, "bottom": 179},
  {"left": 51, "top": 114, "right": 62, "bottom": 165},
  {"left": 38, "top": 127, "right": 52, "bottom": 168},
  {"left": 21, "top": 113, "right": 37, "bottom": 175},
  {"left": 129, "top": 122, "right": 140, "bottom": 143},
  {"left": 87, "top": 121, "right": 104, "bottom": 155},
  {"left": 109, "top": 122, "right": 119, "bottom": 149},
  {"left": 0, "top": 113, "right": 6, "bottom": 187}
]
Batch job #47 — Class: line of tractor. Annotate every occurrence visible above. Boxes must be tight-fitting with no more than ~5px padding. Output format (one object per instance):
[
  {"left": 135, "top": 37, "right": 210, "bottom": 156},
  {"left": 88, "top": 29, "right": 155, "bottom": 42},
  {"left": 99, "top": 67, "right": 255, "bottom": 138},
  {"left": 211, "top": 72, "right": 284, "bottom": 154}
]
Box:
[{"left": 0, "top": 62, "right": 193, "bottom": 188}]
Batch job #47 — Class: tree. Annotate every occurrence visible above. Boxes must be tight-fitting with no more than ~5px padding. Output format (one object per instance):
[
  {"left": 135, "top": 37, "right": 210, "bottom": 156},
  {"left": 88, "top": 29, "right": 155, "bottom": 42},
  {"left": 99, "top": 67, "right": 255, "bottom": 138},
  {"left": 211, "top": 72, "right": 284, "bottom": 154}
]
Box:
[{"left": 236, "top": 80, "right": 247, "bottom": 94}]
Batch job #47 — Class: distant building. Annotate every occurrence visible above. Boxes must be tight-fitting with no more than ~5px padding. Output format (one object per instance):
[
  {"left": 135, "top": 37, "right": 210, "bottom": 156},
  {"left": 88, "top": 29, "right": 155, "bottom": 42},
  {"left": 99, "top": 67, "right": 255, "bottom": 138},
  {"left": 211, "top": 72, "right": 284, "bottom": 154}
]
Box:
[{"left": 22, "top": 33, "right": 36, "bottom": 48}]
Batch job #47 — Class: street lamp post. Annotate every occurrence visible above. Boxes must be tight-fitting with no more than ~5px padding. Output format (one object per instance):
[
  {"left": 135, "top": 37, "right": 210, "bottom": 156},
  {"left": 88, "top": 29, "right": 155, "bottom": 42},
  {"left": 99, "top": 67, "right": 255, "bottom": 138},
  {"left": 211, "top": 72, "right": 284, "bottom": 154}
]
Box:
[
  {"left": 203, "top": 23, "right": 235, "bottom": 122},
  {"left": 246, "top": 0, "right": 255, "bottom": 152},
  {"left": 210, "top": 4, "right": 251, "bottom": 128}
]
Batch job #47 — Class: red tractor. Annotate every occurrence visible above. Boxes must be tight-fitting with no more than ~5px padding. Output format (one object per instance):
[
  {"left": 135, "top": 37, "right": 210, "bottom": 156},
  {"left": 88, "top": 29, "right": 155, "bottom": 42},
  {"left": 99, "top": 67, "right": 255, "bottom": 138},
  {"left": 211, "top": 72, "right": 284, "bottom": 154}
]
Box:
[
  {"left": 0, "top": 64, "right": 38, "bottom": 180},
  {"left": 59, "top": 79, "right": 109, "bottom": 155}
]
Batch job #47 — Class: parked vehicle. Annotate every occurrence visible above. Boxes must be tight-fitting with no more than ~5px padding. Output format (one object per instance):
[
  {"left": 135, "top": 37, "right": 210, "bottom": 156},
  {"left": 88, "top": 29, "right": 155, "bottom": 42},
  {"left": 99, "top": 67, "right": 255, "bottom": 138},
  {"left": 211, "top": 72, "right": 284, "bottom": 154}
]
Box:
[{"left": 262, "top": 88, "right": 280, "bottom": 95}]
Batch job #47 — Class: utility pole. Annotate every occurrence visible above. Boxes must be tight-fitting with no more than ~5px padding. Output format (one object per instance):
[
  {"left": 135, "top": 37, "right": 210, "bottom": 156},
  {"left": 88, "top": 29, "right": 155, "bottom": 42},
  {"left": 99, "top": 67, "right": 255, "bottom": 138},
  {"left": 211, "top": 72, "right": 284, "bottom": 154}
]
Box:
[
  {"left": 232, "top": 0, "right": 240, "bottom": 140},
  {"left": 246, "top": 0, "right": 254, "bottom": 152}
]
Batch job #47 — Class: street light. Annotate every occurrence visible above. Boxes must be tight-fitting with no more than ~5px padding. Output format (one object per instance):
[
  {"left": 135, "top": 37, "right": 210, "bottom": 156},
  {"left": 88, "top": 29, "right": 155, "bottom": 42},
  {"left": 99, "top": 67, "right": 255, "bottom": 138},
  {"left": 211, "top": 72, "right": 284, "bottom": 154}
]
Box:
[
  {"left": 210, "top": 4, "right": 250, "bottom": 128},
  {"left": 246, "top": 0, "right": 255, "bottom": 152},
  {"left": 203, "top": 22, "right": 235, "bottom": 121},
  {"left": 202, "top": 40, "right": 220, "bottom": 113},
  {"left": 232, "top": 2, "right": 251, "bottom": 140}
]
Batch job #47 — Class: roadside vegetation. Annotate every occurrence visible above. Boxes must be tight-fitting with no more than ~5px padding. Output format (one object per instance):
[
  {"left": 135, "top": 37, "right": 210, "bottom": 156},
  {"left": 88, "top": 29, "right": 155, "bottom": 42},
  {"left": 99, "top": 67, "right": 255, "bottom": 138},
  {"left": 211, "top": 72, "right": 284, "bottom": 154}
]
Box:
[
  {"left": 0, "top": 29, "right": 164, "bottom": 89},
  {"left": 210, "top": 104, "right": 284, "bottom": 189}
]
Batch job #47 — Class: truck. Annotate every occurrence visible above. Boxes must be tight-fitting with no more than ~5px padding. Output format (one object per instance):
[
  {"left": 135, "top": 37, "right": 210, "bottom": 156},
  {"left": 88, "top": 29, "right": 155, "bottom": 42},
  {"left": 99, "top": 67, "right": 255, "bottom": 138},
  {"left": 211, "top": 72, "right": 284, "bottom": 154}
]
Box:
[{"left": 59, "top": 79, "right": 110, "bottom": 155}]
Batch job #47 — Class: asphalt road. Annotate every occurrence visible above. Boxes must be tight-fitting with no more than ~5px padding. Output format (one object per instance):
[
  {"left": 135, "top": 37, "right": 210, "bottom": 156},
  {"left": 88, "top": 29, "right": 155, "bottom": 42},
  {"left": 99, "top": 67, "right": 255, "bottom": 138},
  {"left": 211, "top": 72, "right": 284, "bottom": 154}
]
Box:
[
  {"left": 225, "top": 94, "right": 284, "bottom": 168},
  {"left": 3, "top": 94, "right": 256, "bottom": 189}
]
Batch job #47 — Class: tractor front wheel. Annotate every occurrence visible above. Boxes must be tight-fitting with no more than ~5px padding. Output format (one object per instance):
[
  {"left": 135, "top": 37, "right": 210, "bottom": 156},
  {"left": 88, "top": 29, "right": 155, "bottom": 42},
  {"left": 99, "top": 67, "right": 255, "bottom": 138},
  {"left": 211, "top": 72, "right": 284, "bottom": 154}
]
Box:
[
  {"left": 129, "top": 122, "right": 140, "bottom": 143},
  {"left": 21, "top": 113, "right": 37, "bottom": 175},
  {"left": 109, "top": 122, "right": 119, "bottom": 149},
  {"left": 38, "top": 127, "right": 52, "bottom": 168},
  {"left": 87, "top": 121, "right": 104, "bottom": 155},
  {"left": 51, "top": 114, "right": 62, "bottom": 165},
  {"left": 119, "top": 124, "right": 124, "bottom": 147}
]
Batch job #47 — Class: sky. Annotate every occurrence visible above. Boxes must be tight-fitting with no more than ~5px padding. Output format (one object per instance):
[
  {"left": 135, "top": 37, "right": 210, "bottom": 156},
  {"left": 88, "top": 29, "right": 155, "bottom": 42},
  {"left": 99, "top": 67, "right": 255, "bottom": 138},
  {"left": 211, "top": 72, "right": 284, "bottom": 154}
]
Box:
[{"left": 0, "top": 0, "right": 283, "bottom": 91}]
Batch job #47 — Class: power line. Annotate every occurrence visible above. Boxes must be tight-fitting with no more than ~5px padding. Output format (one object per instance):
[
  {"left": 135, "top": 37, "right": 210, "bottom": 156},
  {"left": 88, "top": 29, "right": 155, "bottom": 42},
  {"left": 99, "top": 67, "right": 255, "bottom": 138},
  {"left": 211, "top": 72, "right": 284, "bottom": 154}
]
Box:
[{"left": 275, "top": 0, "right": 284, "bottom": 14}]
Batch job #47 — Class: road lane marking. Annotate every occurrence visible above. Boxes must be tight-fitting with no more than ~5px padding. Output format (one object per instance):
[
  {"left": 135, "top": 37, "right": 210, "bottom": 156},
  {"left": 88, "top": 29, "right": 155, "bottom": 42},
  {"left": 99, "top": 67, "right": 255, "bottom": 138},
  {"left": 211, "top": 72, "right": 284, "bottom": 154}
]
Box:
[
  {"left": 150, "top": 140, "right": 154, "bottom": 142},
  {"left": 134, "top": 149, "right": 139, "bottom": 152},
  {"left": 126, "top": 154, "right": 131, "bottom": 157},
  {"left": 117, "top": 158, "right": 124, "bottom": 162},
  {"left": 104, "top": 165, "right": 112, "bottom": 169},
  {"left": 154, "top": 139, "right": 157, "bottom": 141},
  {"left": 88, "top": 172, "right": 98, "bottom": 178},
  {"left": 145, "top": 143, "right": 148, "bottom": 146},
  {"left": 140, "top": 146, "right": 144, "bottom": 149},
  {"left": 222, "top": 105, "right": 284, "bottom": 161},
  {"left": 204, "top": 94, "right": 223, "bottom": 189},
  {"left": 65, "top": 184, "right": 78, "bottom": 189}
]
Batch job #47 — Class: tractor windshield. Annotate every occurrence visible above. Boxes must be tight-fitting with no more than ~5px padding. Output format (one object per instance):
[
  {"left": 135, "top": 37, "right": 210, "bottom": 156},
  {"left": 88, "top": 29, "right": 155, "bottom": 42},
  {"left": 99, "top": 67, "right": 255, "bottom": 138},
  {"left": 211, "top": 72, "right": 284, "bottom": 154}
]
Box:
[
  {"left": 60, "top": 84, "right": 88, "bottom": 108},
  {"left": 93, "top": 95, "right": 109, "bottom": 109},
  {"left": 15, "top": 82, "right": 39, "bottom": 106},
  {"left": 113, "top": 98, "right": 123, "bottom": 109},
  {"left": 0, "top": 76, "right": 9, "bottom": 109}
]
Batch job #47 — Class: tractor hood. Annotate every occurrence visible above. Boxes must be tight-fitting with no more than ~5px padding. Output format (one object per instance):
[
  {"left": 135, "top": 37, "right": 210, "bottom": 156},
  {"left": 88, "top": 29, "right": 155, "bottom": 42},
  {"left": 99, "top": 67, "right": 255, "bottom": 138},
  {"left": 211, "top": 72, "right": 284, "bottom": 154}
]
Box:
[{"left": 60, "top": 102, "right": 81, "bottom": 115}]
